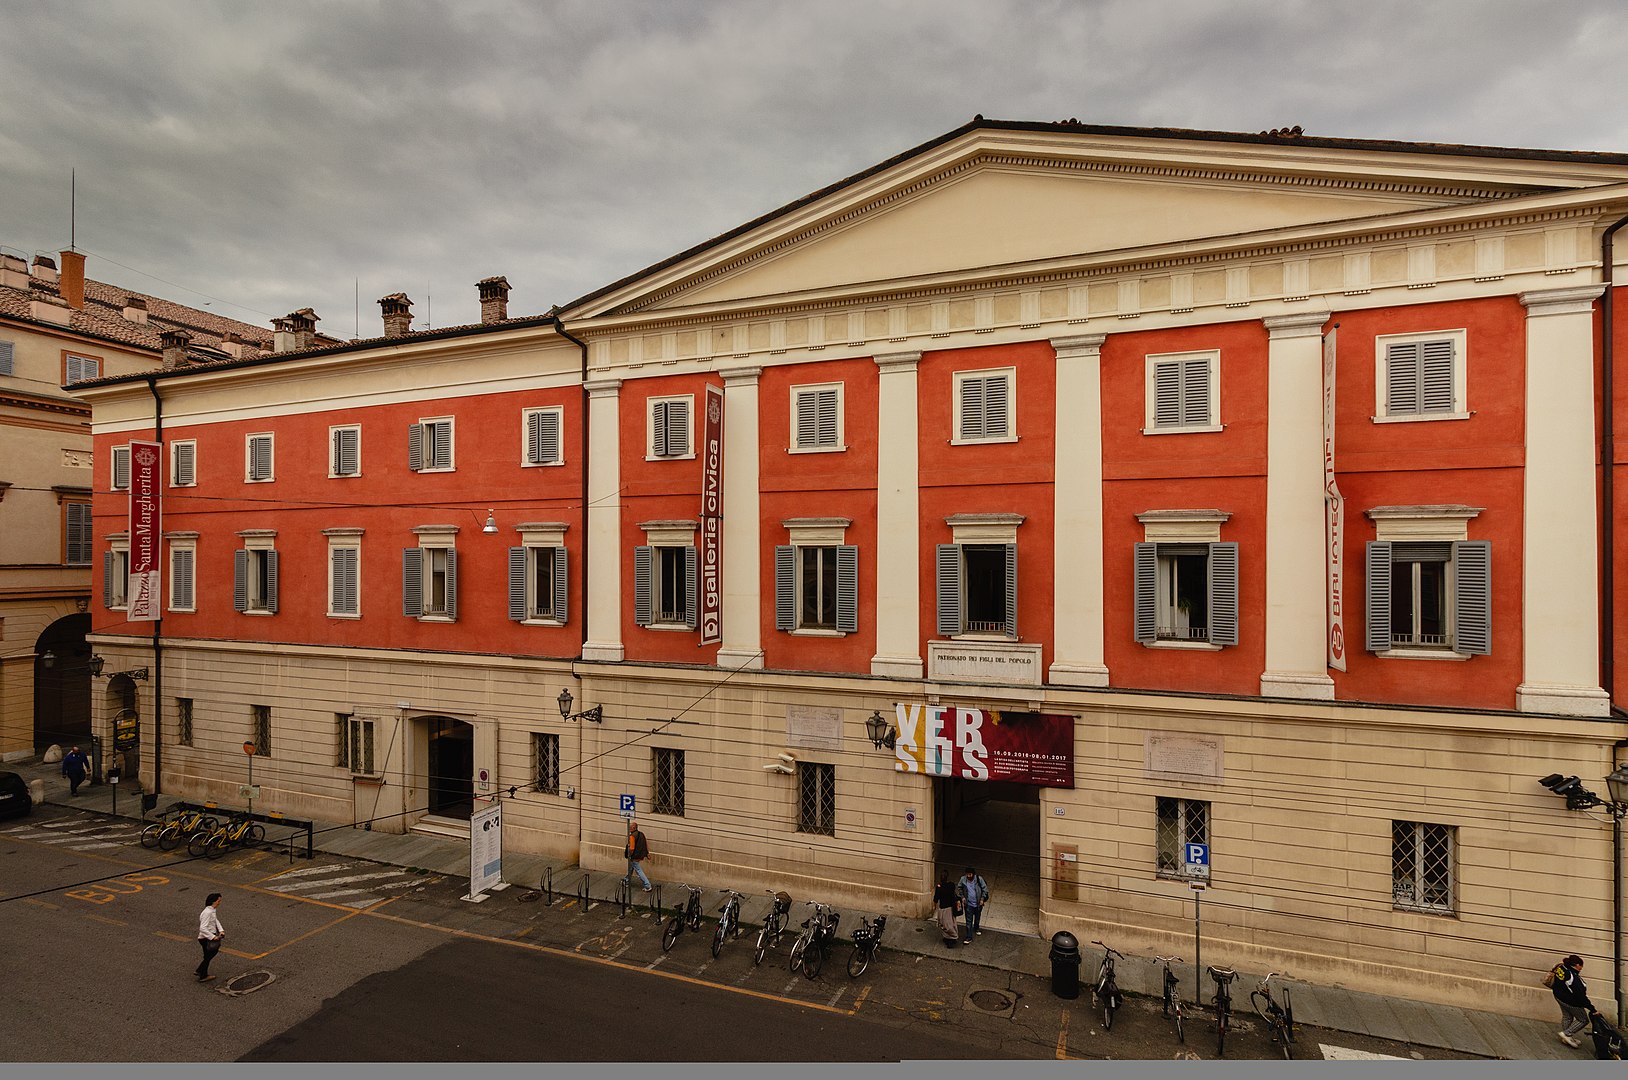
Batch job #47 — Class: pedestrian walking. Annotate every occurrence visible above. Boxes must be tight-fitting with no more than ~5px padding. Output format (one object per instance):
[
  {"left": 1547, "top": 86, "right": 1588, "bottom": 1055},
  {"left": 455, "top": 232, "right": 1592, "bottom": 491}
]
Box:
[
  {"left": 1548, "top": 954, "right": 1595, "bottom": 1047},
  {"left": 956, "top": 866, "right": 989, "bottom": 941},
  {"left": 933, "top": 871, "right": 960, "bottom": 948},
  {"left": 195, "top": 893, "right": 225, "bottom": 983},
  {"left": 623, "top": 819, "right": 652, "bottom": 892},
  {"left": 61, "top": 745, "right": 88, "bottom": 796}
]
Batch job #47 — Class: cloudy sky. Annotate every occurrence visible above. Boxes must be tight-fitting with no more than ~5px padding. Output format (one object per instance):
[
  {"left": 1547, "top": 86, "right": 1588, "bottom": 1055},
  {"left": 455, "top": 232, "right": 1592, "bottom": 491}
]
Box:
[{"left": 2, "top": 1, "right": 1624, "bottom": 337}]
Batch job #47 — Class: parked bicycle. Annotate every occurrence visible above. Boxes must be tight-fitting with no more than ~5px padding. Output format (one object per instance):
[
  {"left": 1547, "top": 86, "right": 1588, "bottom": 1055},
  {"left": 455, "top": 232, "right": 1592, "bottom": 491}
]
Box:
[
  {"left": 1091, "top": 940, "right": 1125, "bottom": 1030},
  {"left": 847, "top": 914, "right": 888, "bottom": 978},
  {"left": 754, "top": 890, "right": 793, "bottom": 966},
  {"left": 1250, "top": 971, "right": 1295, "bottom": 1059},
  {"left": 1208, "top": 964, "right": 1238, "bottom": 1056},
  {"left": 788, "top": 901, "right": 824, "bottom": 974},
  {"left": 188, "top": 813, "right": 264, "bottom": 860},
  {"left": 146, "top": 806, "right": 216, "bottom": 851},
  {"left": 139, "top": 805, "right": 187, "bottom": 849},
  {"left": 800, "top": 903, "right": 841, "bottom": 979},
  {"left": 711, "top": 888, "right": 745, "bottom": 958},
  {"left": 662, "top": 883, "right": 705, "bottom": 952},
  {"left": 1153, "top": 954, "right": 1186, "bottom": 1044}
]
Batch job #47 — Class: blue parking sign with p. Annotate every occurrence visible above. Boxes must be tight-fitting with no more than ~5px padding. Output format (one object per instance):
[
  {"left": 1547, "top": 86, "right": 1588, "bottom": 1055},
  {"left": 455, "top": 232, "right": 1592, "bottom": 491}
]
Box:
[
  {"left": 619, "top": 793, "right": 636, "bottom": 816},
  {"left": 1185, "top": 843, "right": 1209, "bottom": 866}
]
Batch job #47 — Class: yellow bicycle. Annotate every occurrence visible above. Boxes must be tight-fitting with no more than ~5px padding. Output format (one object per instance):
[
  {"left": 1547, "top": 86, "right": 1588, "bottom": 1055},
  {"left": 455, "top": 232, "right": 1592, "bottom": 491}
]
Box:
[{"left": 188, "top": 814, "right": 264, "bottom": 859}]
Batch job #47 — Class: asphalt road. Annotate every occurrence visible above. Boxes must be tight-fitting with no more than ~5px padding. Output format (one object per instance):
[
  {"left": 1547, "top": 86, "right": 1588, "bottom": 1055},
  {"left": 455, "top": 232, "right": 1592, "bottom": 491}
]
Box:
[{"left": 0, "top": 802, "right": 1462, "bottom": 1063}]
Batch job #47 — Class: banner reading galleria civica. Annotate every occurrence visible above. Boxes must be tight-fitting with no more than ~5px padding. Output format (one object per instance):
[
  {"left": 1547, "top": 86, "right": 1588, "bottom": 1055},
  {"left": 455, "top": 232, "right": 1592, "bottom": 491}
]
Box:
[{"left": 891, "top": 704, "right": 1074, "bottom": 788}]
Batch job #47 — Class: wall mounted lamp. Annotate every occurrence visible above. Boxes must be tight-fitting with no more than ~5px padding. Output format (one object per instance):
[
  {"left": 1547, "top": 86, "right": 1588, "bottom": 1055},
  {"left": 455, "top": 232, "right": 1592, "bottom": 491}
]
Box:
[
  {"left": 1540, "top": 769, "right": 1628, "bottom": 818},
  {"left": 557, "top": 688, "right": 602, "bottom": 724},
  {"left": 864, "top": 710, "right": 896, "bottom": 751},
  {"left": 483, "top": 510, "right": 498, "bottom": 534}
]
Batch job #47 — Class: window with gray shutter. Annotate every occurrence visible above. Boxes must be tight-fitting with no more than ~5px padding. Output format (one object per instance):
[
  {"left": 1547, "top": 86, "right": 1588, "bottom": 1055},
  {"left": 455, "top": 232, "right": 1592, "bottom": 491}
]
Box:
[
  {"left": 794, "top": 387, "right": 840, "bottom": 449},
  {"left": 0, "top": 339, "right": 13, "bottom": 375},
  {"left": 526, "top": 408, "right": 562, "bottom": 465},
  {"left": 683, "top": 545, "right": 698, "bottom": 629},
  {"left": 65, "top": 354, "right": 100, "bottom": 383},
  {"left": 65, "top": 503, "right": 93, "bottom": 565},
  {"left": 936, "top": 544, "right": 962, "bottom": 636},
  {"left": 651, "top": 399, "right": 691, "bottom": 458},
  {"left": 103, "top": 550, "right": 115, "bottom": 609},
  {"left": 112, "top": 445, "right": 130, "bottom": 491},
  {"left": 508, "top": 547, "right": 527, "bottom": 621},
  {"left": 330, "top": 548, "right": 358, "bottom": 616},
  {"left": 1207, "top": 542, "right": 1238, "bottom": 646},
  {"left": 247, "top": 434, "right": 273, "bottom": 481},
  {"left": 552, "top": 546, "right": 568, "bottom": 623},
  {"left": 331, "top": 426, "right": 360, "bottom": 476},
  {"left": 1136, "top": 542, "right": 1238, "bottom": 647},
  {"left": 836, "top": 545, "right": 858, "bottom": 634},
  {"left": 402, "top": 548, "right": 423, "bottom": 616},
  {"left": 957, "top": 373, "right": 1011, "bottom": 441},
  {"left": 775, "top": 546, "right": 795, "bottom": 631},
  {"left": 1453, "top": 541, "right": 1491, "bottom": 655},
  {"left": 172, "top": 442, "right": 196, "bottom": 487},
  {"left": 1367, "top": 539, "right": 1489, "bottom": 654},
  {"left": 1151, "top": 356, "right": 1214, "bottom": 428},
  {"left": 408, "top": 423, "right": 424, "bottom": 471},
  {"left": 1364, "top": 541, "right": 1392, "bottom": 652},
  {"left": 1385, "top": 340, "right": 1457, "bottom": 416},
  {"left": 442, "top": 548, "right": 457, "bottom": 617},
  {"left": 171, "top": 548, "right": 195, "bottom": 611},
  {"left": 1133, "top": 543, "right": 1157, "bottom": 643},
  {"left": 233, "top": 549, "right": 249, "bottom": 612},
  {"left": 634, "top": 546, "right": 653, "bottom": 625},
  {"left": 263, "top": 550, "right": 279, "bottom": 613}
]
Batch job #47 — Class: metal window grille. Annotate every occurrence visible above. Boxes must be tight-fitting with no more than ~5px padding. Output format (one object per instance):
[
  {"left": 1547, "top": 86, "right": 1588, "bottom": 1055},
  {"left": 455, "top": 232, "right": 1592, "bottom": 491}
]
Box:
[
  {"left": 533, "top": 733, "right": 560, "bottom": 796},
  {"left": 1155, "top": 796, "right": 1210, "bottom": 880},
  {"left": 797, "top": 762, "right": 836, "bottom": 837},
  {"left": 251, "top": 704, "right": 271, "bottom": 757},
  {"left": 1393, "top": 820, "right": 1455, "bottom": 914},
  {"left": 653, "top": 748, "right": 685, "bottom": 816},
  {"left": 177, "top": 697, "right": 193, "bottom": 747}
]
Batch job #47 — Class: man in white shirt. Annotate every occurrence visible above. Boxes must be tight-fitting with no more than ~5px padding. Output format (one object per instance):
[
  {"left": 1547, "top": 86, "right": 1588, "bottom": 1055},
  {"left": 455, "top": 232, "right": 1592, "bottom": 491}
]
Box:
[{"left": 196, "top": 893, "right": 225, "bottom": 983}]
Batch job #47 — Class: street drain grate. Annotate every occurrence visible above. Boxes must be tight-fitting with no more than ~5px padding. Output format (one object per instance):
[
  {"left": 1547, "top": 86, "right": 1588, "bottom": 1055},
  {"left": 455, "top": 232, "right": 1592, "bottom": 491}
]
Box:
[
  {"left": 964, "top": 988, "right": 1016, "bottom": 1018},
  {"left": 217, "top": 970, "right": 276, "bottom": 996}
]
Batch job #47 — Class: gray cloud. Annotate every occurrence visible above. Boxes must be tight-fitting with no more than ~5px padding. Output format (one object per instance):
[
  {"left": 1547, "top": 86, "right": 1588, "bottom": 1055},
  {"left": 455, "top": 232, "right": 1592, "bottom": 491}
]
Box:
[{"left": 2, "top": 0, "right": 1623, "bottom": 335}]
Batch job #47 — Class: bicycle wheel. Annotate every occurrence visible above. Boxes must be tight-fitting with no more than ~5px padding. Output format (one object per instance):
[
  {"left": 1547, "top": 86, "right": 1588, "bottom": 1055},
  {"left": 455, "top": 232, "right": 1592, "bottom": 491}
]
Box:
[
  {"left": 1250, "top": 991, "right": 1271, "bottom": 1024},
  {"left": 847, "top": 944, "right": 870, "bottom": 978},
  {"left": 244, "top": 823, "right": 265, "bottom": 849},
  {"left": 1279, "top": 1022, "right": 1293, "bottom": 1060},
  {"left": 187, "top": 831, "right": 213, "bottom": 858},
  {"left": 158, "top": 824, "right": 181, "bottom": 851},
  {"left": 1174, "top": 1005, "right": 1184, "bottom": 1044},
  {"left": 662, "top": 916, "right": 681, "bottom": 952},
  {"left": 140, "top": 823, "right": 165, "bottom": 849},
  {"left": 206, "top": 833, "right": 231, "bottom": 860},
  {"left": 754, "top": 925, "right": 770, "bottom": 966},
  {"left": 685, "top": 901, "right": 700, "bottom": 932},
  {"left": 1216, "top": 1010, "right": 1227, "bottom": 1057},
  {"left": 1284, "top": 989, "right": 1295, "bottom": 1042},
  {"left": 803, "top": 937, "right": 826, "bottom": 979},
  {"left": 789, "top": 935, "right": 808, "bottom": 973},
  {"left": 711, "top": 920, "right": 726, "bottom": 959},
  {"left": 1102, "top": 990, "right": 1115, "bottom": 1031}
]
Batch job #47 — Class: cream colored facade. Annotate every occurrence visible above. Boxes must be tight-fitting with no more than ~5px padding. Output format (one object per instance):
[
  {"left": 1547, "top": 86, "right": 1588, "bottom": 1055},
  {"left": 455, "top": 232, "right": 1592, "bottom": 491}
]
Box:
[{"left": 82, "top": 122, "right": 1628, "bottom": 1020}]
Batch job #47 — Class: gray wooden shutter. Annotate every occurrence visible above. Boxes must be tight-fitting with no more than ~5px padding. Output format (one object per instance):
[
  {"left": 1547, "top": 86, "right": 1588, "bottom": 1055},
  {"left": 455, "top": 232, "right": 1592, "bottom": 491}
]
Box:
[
  {"left": 1365, "top": 541, "right": 1392, "bottom": 652},
  {"left": 959, "top": 378, "right": 985, "bottom": 440},
  {"left": 1207, "top": 542, "right": 1238, "bottom": 646},
  {"left": 250, "top": 436, "right": 272, "bottom": 481},
  {"left": 174, "top": 443, "right": 195, "bottom": 486},
  {"left": 508, "top": 547, "right": 526, "bottom": 621},
  {"left": 1133, "top": 542, "right": 1157, "bottom": 643},
  {"left": 775, "top": 545, "right": 795, "bottom": 630},
  {"left": 233, "top": 549, "right": 249, "bottom": 612},
  {"left": 67, "top": 503, "right": 93, "bottom": 564},
  {"left": 985, "top": 375, "right": 1010, "bottom": 438},
  {"left": 529, "top": 410, "right": 560, "bottom": 465},
  {"left": 684, "top": 545, "right": 698, "bottom": 629},
  {"left": 1453, "top": 540, "right": 1491, "bottom": 656},
  {"left": 173, "top": 549, "right": 194, "bottom": 610},
  {"left": 836, "top": 545, "right": 858, "bottom": 634},
  {"left": 1182, "top": 357, "right": 1211, "bottom": 426},
  {"left": 553, "top": 546, "right": 568, "bottom": 622},
  {"left": 634, "top": 546, "right": 653, "bottom": 625},
  {"left": 1153, "top": 361, "right": 1180, "bottom": 427},
  {"left": 103, "top": 551, "right": 114, "bottom": 608},
  {"left": 408, "top": 423, "right": 424, "bottom": 471},
  {"left": 332, "top": 548, "right": 356, "bottom": 614},
  {"left": 936, "top": 544, "right": 962, "bottom": 636},
  {"left": 794, "top": 392, "right": 817, "bottom": 449},
  {"left": 651, "top": 402, "right": 668, "bottom": 457},
  {"left": 1385, "top": 342, "right": 1420, "bottom": 415},
  {"left": 432, "top": 423, "right": 452, "bottom": 469},
  {"left": 1003, "top": 543, "right": 1018, "bottom": 636},
  {"left": 818, "top": 388, "right": 839, "bottom": 447},
  {"left": 264, "top": 550, "right": 279, "bottom": 613},
  {"left": 0, "top": 339, "right": 12, "bottom": 375},
  {"left": 334, "top": 428, "right": 359, "bottom": 475},
  {"left": 669, "top": 401, "right": 690, "bottom": 457},
  {"left": 113, "top": 446, "right": 130, "bottom": 490},
  {"left": 444, "top": 548, "right": 457, "bottom": 618},
  {"left": 402, "top": 548, "right": 423, "bottom": 616},
  {"left": 1421, "top": 340, "right": 1455, "bottom": 413}
]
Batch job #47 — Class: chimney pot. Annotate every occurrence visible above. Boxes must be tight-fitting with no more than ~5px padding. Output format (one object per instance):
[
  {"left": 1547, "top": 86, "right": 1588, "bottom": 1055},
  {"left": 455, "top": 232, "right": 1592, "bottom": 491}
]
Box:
[
  {"left": 379, "top": 293, "right": 413, "bottom": 338},
  {"left": 30, "top": 255, "right": 58, "bottom": 286},
  {"left": 280, "top": 308, "right": 319, "bottom": 350},
  {"left": 160, "top": 329, "right": 193, "bottom": 370},
  {"left": 0, "top": 253, "right": 28, "bottom": 290},
  {"left": 477, "top": 276, "right": 511, "bottom": 324},
  {"left": 122, "top": 294, "right": 149, "bottom": 324},
  {"left": 59, "top": 250, "right": 85, "bottom": 309}
]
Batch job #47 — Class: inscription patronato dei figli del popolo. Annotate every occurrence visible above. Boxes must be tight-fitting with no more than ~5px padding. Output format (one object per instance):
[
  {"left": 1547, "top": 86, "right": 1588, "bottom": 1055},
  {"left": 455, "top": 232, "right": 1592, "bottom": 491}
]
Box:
[{"left": 928, "top": 641, "right": 1044, "bottom": 686}]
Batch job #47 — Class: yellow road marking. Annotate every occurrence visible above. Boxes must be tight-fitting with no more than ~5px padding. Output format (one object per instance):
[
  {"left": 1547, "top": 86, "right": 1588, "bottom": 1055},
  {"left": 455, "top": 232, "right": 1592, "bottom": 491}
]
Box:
[
  {"left": 1056, "top": 1006, "right": 1070, "bottom": 1059},
  {"left": 84, "top": 914, "right": 127, "bottom": 927},
  {"left": 24, "top": 898, "right": 60, "bottom": 910},
  {"left": 851, "top": 984, "right": 873, "bottom": 1013}
]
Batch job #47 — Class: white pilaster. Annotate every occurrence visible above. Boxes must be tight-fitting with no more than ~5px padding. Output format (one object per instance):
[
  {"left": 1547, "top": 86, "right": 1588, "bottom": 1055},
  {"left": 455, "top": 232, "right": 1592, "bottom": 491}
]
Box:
[
  {"left": 872, "top": 351, "right": 924, "bottom": 679},
  {"left": 716, "top": 367, "right": 764, "bottom": 671},
  {"left": 1049, "top": 334, "right": 1109, "bottom": 687},
  {"left": 1518, "top": 285, "right": 1608, "bottom": 716},
  {"left": 581, "top": 379, "right": 624, "bottom": 663},
  {"left": 1261, "top": 312, "right": 1336, "bottom": 700}
]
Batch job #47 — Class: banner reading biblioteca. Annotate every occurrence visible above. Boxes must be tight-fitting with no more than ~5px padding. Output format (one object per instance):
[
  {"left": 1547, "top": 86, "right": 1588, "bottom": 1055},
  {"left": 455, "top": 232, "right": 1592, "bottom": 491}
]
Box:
[
  {"left": 127, "top": 440, "right": 162, "bottom": 622},
  {"left": 892, "top": 703, "right": 1074, "bottom": 788}
]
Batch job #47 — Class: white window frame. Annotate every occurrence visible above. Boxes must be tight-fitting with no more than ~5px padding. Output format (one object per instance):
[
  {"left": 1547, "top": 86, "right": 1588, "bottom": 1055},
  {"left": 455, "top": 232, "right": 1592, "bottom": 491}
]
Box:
[
  {"left": 647, "top": 396, "right": 695, "bottom": 460},
  {"left": 170, "top": 440, "right": 197, "bottom": 487},
  {"left": 1365, "top": 505, "right": 1486, "bottom": 660},
  {"left": 245, "top": 433, "right": 274, "bottom": 483},
  {"left": 1134, "top": 511, "right": 1235, "bottom": 650},
  {"left": 635, "top": 520, "right": 697, "bottom": 630},
  {"left": 64, "top": 352, "right": 101, "bottom": 384},
  {"left": 235, "top": 530, "right": 278, "bottom": 615},
  {"left": 330, "top": 424, "right": 361, "bottom": 478},
  {"left": 104, "top": 536, "right": 130, "bottom": 610},
  {"left": 338, "top": 714, "right": 377, "bottom": 776},
  {"left": 1155, "top": 796, "right": 1211, "bottom": 881},
  {"left": 111, "top": 445, "right": 130, "bottom": 491},
  {"left": 410, "top": 417, "right": 456, "bottom": 472},
  {"left": 951, "top": 367, "right": 1016, "bottom": 445},
  {"left": 168, "top": 535, "right": 197, "bottom": 612},
  {"left": 777, "top": 518, "right": 855, "bottom": 637},
  {"left": 509, "top": 522, "right": 569, "bottom": 625},
  {"left": 326, "top": 528, "right": 363, "bottom": 619},
  {"left": 790, "top": 382, "right": 845, "bottom": 453},
  {"left": 936, "top": 514, "right": 1022, "bottom": 639},
  {"left": 1373, "top": 328, "right": 1469, "bottom": 423},
  {"left": 405, "top": 525, "right": 459, "bottom": 621},
  {"left": 522, "top": 406, "right": 565, "bottom": 467},
  {"left": 1143, "top": 350, "right": 1222, "bottom": 434}
]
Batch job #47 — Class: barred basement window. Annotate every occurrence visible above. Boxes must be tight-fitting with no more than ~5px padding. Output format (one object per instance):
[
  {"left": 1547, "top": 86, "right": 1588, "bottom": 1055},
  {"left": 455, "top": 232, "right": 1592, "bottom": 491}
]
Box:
[
  {"left": 177, "top": 697, "right": 193, "bottom": 747},
  {"left": 533, "top": 733, "right": 560, "bottom": 796},
  {"left": 1155, "top": 796, "right": 1210, "bottom": 880},
  {"left": 1393, "top": 820, "right": 1455, "bottom": 915},
  {"left": 251, "top": 704, "right": 271, "bottom": 757},
  {"left": 653, "top": 748, "right": 684, "bottom": 816},
  {"left": 797, "top": 762, "right": 836, "bottom": 836},
  {"left": 337, "top": 714, "right": 375, "bottom": 774}
]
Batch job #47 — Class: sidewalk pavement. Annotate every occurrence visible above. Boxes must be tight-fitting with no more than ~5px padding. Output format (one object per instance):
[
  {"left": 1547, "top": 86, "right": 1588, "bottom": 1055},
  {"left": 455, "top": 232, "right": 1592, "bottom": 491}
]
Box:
[{"left": 8, "top": 759, "right": 1587, "bottom": 1061}]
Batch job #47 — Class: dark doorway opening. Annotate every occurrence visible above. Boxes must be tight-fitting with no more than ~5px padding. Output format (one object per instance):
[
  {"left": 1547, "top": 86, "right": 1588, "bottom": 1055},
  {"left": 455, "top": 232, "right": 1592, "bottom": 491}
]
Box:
[
  {"left": 933, "top": 778, "right": 1042, "bottom": 935},
  {"left": 34, "top": 614, "right": 91, "bottom": 752},
  {"left": 426, "top": 718, "right": 474, "bottom": 819}
]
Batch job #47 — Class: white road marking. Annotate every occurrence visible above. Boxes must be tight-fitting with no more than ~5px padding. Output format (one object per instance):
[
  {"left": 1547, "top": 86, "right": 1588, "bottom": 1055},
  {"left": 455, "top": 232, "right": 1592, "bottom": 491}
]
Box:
[
  {"left": 1319, "top": 1044, "right": 1406, "bottom": 1061},
  {"left": 266, "top": 864, "right": 351, "bottom": 880},
  {"left": 68, "top": 842, "right": 125, "bottom": 851},
  {"left": 303, "top": 888, "right": 372, "bottom": 900},
  {"left": 266, "top": 871, "right": 409, "bottom": 892}
]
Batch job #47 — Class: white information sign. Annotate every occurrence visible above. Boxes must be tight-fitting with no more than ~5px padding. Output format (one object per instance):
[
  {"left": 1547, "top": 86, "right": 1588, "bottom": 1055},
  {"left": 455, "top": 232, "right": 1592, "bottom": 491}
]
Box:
[{"left": 462, "top": 798, "right": 506, "bottom": 903}]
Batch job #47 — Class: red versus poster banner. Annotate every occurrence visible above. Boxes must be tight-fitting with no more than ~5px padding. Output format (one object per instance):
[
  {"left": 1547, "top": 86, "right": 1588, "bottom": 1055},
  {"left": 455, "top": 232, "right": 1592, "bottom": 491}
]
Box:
[
  {"left": 698, "top": 383, "right": 724, "bottom": 645},
  {"left": 127, "top": 439, "right": 162, "bottom": 622},
  {"left": 891, "top": 703, "right": 1074, "bottom": 788}
]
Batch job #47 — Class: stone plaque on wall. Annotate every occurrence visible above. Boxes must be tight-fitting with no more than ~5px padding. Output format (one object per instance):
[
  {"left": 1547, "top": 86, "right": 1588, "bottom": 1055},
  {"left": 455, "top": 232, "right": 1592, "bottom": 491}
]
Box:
[
  {"left": 1145, "top": 734, "right": 1224, "bottom": 782},
  {"left": 927, "top": 641, "right": 1043, "bottom": 686},
  {"left": 787, "top": 705, "right": 843, "bottom": 752}
]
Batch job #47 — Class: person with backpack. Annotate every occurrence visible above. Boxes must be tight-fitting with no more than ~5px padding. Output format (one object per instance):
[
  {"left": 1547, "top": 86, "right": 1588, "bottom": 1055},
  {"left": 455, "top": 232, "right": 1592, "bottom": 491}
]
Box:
[
  {"left": 1548, "top": 954, "right": 1595, "bottom": 1047},
  {"left": 956, "top": 866, "right": 989, "bottom": 941},
  {"left": 622, "top": 818, "right": 652, "bottom": 892}
]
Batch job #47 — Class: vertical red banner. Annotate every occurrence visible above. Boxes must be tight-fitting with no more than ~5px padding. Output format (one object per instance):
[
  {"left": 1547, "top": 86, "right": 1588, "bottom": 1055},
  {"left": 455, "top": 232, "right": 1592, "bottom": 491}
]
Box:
[
  {"left": 127, "top": 439, "right": 162, "bottom": 621},
  {"left": 698, "top": 383, "right": 724, "bottom": 645}
]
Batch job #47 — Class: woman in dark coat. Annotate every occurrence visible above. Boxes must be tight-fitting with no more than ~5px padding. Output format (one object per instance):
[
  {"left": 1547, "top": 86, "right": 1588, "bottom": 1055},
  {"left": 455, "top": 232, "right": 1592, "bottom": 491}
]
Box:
[{"left": 933, "top": 871, "right": 961, "bottom": 947}]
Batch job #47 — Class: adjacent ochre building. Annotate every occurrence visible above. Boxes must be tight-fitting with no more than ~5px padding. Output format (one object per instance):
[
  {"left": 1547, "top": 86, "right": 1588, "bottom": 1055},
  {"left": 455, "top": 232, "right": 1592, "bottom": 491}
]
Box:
[{"left": 77, "top": 120, "right": 1628, "bottom": 1019}]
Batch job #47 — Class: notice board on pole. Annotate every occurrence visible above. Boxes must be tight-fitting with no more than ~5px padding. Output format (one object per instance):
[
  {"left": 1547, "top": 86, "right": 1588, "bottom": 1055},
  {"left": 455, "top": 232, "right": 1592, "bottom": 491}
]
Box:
[{"left": 463, "top": 798, "right": 507, "bottom": 903}]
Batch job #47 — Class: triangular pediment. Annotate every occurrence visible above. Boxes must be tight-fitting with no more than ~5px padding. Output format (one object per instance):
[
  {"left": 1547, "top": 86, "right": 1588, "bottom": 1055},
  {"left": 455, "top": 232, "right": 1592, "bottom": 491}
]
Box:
[{"left": 569, "top": 124, "right": 1622, "bottom": 319}]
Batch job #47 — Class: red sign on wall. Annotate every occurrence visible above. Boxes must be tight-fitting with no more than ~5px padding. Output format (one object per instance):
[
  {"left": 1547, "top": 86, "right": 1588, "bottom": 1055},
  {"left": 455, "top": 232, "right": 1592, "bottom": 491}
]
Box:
[
  {"left": 698, "top": 384, "right": 724, "bottom": 645},
  {"left": 892, "top": 704, "right": 1074, "bottom": 788},
  {"left": 127, "top": 439, "right": 162, "bottom": 622}
]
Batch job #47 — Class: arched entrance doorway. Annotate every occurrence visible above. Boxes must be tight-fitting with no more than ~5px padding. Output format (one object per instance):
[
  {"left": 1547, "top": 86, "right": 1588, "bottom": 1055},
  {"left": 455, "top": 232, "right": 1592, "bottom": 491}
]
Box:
[
  {"left": 424, "top": 716, "right": 474, "bottom": 820},
  {"left": 106, "top": 673, "right": 142, "bottom": 786},
  {"left": 34, "top": 614, "right": 91, "bottom": 752}
]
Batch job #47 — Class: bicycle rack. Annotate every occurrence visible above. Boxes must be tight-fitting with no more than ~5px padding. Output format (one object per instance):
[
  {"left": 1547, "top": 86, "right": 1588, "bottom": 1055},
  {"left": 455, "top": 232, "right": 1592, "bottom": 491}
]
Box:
[
  {"left": 615, "top": 880, "right": 630, "bottom": 916},
  {"left": 649, "top": 884, "right": 661, "bottom": 915},
  {"left": 542, "top": 866, "right": 553, "bottom": 906},
  {"left": 577, "top": 872, "right": 590, "bottom": 910}
]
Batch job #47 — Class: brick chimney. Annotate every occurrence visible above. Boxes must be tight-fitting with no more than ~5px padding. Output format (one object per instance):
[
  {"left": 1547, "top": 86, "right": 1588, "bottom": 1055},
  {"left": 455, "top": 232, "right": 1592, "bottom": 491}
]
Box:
[
  {"left": 122, "top": 294, "right": 148, "bottom": 324},
  {"left": 218, "top": 331, "right": 244, "bottom": 358},
  {"left": 379, "top": 293, "right": 413, "bottom": 338},
  {"left": 59, "top": 250, "right": 85, "bottom": 309},
  {"left": 0, "top": 253, "right": 27, "bottom": 290},
  {"left": 282, "top": 308, "right": 319, "bottom": 350},
  {"left": 477, "top": 276, "right": 511, "bottom": 324},
  {"left": 160, "top": 328, "right": 193, "bottom": 370},
  {"left": 30, "top": 254, "right": 58, "bottom": 286}
]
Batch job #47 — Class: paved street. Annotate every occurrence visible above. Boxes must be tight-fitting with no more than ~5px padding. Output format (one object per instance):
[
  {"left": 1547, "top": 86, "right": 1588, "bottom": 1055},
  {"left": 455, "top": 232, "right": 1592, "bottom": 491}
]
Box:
[{"left": 0, "top": 800, "right": 1468, "bottom": 1063}]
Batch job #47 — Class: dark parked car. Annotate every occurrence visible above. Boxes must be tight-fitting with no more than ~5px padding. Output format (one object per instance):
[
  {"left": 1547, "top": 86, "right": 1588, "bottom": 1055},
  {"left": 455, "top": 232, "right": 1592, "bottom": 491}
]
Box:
[{"left": 0, "top": 771, "right": 33, "bottom": 820}]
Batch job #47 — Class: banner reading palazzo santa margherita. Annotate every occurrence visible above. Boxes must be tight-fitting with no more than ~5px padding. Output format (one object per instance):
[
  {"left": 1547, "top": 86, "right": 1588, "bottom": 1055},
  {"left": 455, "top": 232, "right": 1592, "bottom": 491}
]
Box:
[
  {"left": 126, "top": 439, "right": 162, "bottom": 622},
  {"left": 891, "top": 703, "right": 1074, "bottom": 788}
]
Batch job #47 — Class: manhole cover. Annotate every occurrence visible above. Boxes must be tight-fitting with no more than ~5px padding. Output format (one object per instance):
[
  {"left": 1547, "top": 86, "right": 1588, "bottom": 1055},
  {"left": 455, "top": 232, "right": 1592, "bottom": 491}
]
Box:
[
  {"left": 218, "top": 970, "right": 276, "bottom": 996},
  {"left": 964, "top": 988, "right": 1016, "bottom": 1018}
]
